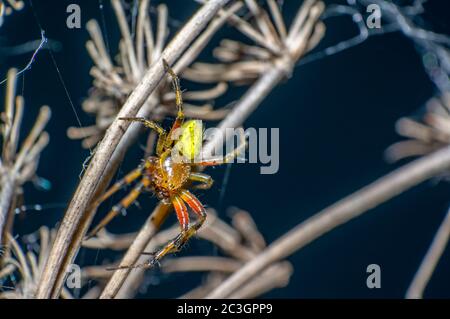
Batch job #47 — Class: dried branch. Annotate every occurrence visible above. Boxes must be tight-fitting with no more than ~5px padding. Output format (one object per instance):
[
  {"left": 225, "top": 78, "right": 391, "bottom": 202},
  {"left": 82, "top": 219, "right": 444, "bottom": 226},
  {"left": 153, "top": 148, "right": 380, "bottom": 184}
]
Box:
[
  {"left": 162, "top": 257, "right": 241, "bottom": 273},
  {"left": 99, "top": 203, "right": 171, "bottom": 298},
  {"left": 35, "top": 0, "right": 232, "bottom": 299},
  {"left": 406, "top": 205, "right": 450, "bottom": 299},
  {"left": 230, "top": 207, "right": 266, "bottom": 252},
  {"left": 177, "top": 209, "right": 292, "bottom": 299},
  {"left": 207, "top": 144, "right": 450, "bottom": 298},
  {"left": 201, "top": 0, "right": 324, "bottom": 157},
  {"left": 111, "top": 209, "right": 292, "bottom": 299},
  {"left": 78, "top": 207, "right": 291, "bottom": 299},
  {"left": 228, "top": 262, "right": 292, "bottom": 299},
  {"left": 185, "top": 0, "right": 325, "bottom": 86}
]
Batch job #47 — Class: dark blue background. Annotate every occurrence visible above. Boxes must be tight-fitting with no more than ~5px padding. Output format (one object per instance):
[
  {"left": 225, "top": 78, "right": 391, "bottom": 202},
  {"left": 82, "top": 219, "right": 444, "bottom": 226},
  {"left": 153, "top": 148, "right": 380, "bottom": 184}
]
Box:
[{"left": 1, "top": 0, "right": 450, "bottom": 298}]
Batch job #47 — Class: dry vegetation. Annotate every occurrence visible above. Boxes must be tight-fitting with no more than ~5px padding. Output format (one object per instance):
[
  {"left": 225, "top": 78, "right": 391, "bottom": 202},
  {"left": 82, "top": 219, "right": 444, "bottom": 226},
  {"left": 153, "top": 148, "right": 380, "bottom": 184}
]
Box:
[{"left": 0, "top": 0, "right": 449, "bottom": 299}]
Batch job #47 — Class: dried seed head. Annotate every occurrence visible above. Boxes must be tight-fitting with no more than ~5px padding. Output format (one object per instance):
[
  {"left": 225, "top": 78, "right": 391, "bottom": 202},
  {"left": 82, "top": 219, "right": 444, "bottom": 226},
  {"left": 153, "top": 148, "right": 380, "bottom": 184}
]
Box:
[
  {"left": 0, "top": 227, "right": 57, "bottom": 299},
  {"left": 386, "top": 93, "right": 450, "bottom": 162},
  {"left": 0, "top": 69, "right": 51, "bottom": 245},
  {"left": 184, "top": 0, "right": 325, "bottom": 85}
]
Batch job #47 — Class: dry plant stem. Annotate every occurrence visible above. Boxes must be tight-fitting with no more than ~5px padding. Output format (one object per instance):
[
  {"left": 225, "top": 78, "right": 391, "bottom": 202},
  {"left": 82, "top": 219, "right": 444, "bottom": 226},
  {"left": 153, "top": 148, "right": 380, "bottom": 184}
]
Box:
[
  {"left": 181, "top": 273, "right": 227, "bottom": 298},
  {"left": 0, "top": 69, "right": 17, "bottom": 244},
  {"left": 406, "top": 205, "right": 450, "bottom": 299},
  {"left": 174, "top": 1, "right": 243, "bottom": 74},
  {"left": 100, "top": 203, "right": 171, "bottom": 299},
  {"left": 35, "top": 0, "right": 231, "bottom": 299},
  {"left": 115, "top": 224, "right": 181, "bottom": 298},
  {"left": 162, "top": 256, "right": 242, "bottom": 273},
  {"left": 0, "top": 175, "right": 15, "bottom": 244},
  {"left": 207, "top": 145, "right": 450, "bottom": 298},
  {"left": 82, "top": 286, "right": 102, "bottom": 299},
  {"left": 49, "top": 97, "right": 158, "bottom": 299},
  {"left": 114, "top": 211, "right": 233, "bottom": 298},
  {"left": 228, "top": 262, "right": 292, "bottom": 299},
  {"left": 231, "top": 208, "right": 266, "bottom": 251},
  {"left": 179, "top": 211, "right": 290, "bottom": 299}
]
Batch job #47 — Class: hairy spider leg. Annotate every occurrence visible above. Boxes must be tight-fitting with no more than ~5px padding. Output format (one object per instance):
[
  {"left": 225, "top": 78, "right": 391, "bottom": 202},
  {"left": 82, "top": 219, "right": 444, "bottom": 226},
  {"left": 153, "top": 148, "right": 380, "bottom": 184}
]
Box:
[
  {"left": 188, "top": 172, "right": 213, "bottom": 189},
  {"left": 173, "top": 195, "right": 189, "bottom": 230},
  {"left": 119, "top": 117, "right": 167, "bottom": 156},
  {"left": 147, "top": 189, "right": 207, "bottom": 266},
  {"left": 111, "top": 190, "right": 207, "bottom": 271},
  {"left": 86, "top": 177, "right": 151, "bottom": 239},
  {"left": 197, "top": 130, "right": 247, "bottom": 166},
  {"left": 87, "top": 160, "right": 150, "bottom": 214},
  {"left": 118, "top": 115, "right": 174, "bottom": 182}
]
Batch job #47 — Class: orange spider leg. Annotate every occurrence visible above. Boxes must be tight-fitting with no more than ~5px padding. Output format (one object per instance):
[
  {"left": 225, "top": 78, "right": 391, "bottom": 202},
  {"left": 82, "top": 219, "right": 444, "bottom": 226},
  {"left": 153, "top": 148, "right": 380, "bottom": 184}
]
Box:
[
  {"left": 92, "top": 164, "right": 147, "bottom": 206},
  {"left": 196, "top": 130, "right": 247, "bottom": 166},
  {"left": 179, "top": 189, "right": 207, "bottom": 228},
  {"left": 145, "top": 195, "right": 190, "bottom": 264},
  {"left": 86, "top": 177, "right": 151, "bottom": 239},
  {"left": 172, "top": 195, "right": 189, "bottom": 231},
  {"left": 140, "top": 190, "right": 206, "bottom": 267}
]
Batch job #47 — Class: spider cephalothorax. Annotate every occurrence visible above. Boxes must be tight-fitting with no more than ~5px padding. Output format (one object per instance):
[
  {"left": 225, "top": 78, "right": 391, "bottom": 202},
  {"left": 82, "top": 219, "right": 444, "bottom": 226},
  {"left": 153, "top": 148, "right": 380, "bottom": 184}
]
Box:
[{"left": 86, "top": 60, "right": 245, "bottom": 267}]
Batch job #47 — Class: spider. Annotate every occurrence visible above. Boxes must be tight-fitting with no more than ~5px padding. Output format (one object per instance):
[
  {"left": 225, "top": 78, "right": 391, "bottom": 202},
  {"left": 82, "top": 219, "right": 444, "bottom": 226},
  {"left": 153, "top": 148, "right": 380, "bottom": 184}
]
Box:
[{"left": 86, "top": 59, "right": 245, "bottom": 268}]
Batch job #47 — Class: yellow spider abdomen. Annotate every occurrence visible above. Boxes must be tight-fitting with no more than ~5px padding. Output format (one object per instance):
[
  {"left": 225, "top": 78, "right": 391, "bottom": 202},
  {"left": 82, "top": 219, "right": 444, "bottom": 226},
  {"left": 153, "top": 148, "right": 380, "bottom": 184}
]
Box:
[{"left": 174, "top": 119, "right": 203, "bottom": 162}]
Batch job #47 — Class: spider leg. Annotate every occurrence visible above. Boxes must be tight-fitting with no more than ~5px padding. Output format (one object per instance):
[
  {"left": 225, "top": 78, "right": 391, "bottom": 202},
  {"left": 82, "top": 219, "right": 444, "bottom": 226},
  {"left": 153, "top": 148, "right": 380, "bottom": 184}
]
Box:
[
  {"left": 119, "top": 117, "right": 167, "bottom": 156},
  {"left": 179, "top": 190, "right": 207, "bottom": 230},
  {"left": 86, "top": 177, "right": 150, "bottom": 239},
  {"left": 188, "top": 172, "right": 213, "bottom": 190},
  {"left": 172, "top": 195, "right": 190, "bottom": 231},
  {"left": 197, "top": 130, "right": 247, "bottom": 166},
  {"left": 90, "top": 162, "right": 150, "bottom": 211},
  {"left": 130, "top": 190, "right": 207, "bottom": 269},
  {"left": 163, "top": 59, "right": 185, "bottom": 147},
  {"left": 163, "top": 190, "right": 207, "bottom": 252},
  {"left": 109, "top": 193, "right": 195, "bottom": 270}
]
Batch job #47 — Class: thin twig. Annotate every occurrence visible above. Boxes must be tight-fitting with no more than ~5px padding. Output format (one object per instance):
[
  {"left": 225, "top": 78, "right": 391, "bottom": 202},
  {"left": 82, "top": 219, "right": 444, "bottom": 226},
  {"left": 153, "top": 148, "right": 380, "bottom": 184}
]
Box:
[
  {"left": 162, "top": 257, "right": 241, "bottom": 273},
  {"left": 207, "top": 145, "right": 450, "bottom": 298},
  {"left": 228, "top": 262, "right": 292, "bottom": 299},
  {"left": 99, "top": 203, "right": 171, "bottom": 299}
]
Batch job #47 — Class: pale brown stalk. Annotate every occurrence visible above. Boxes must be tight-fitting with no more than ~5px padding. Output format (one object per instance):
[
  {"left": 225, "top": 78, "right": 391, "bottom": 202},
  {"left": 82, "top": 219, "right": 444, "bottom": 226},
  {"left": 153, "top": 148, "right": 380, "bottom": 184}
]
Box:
[{"left": 406, "top": 205, "right": 450, "bottom": 299}]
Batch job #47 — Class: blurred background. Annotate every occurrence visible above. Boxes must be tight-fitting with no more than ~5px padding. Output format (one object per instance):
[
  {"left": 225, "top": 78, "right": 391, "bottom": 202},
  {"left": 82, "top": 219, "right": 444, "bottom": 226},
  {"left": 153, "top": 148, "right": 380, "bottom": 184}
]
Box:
[{"left": 1, "top": 0, "right": 450, "bottom": 298}]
